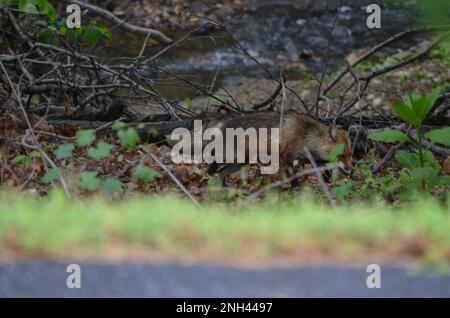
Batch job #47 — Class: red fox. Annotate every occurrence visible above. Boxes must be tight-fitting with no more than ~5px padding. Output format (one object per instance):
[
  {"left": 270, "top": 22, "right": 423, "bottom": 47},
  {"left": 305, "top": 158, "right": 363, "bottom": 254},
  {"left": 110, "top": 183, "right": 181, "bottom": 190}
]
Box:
[{"left": 202, "top": 112, "right": 353, "bottom": 184}]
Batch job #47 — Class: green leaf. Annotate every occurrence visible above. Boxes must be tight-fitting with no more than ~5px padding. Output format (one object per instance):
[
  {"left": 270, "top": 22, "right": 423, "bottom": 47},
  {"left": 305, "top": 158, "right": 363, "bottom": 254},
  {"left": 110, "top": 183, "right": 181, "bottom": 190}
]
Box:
[
  {"left": 422, "top": 150, "right": 441, "bottom": 174},
  {"left": 66, "top": 29, "right": 79, "bottom": 42},
  {"left": 425, "top": 127, "right": 450, "bottom": 147},
  {"left": 134, "top": 166, "right": 161, "bottom": 185},
  {"left": 28, "top": 151, "right": 41, "bottom": 158},
  {"left": 331, "top": 178, "right": 354, "bottom": 200},
  {"left": 88, "top": 141, "right": 114, "bottom": 161},
  {"left": 117, "top": 128, "right": 141, "bottom": 150},
  {"left": 103, "top": 178, "right": 123, "bottom": 196},
  {"left": 393, "top": 100, "right": 420, "bottom": 128},
  {"left": 328, "top": 144, "right": 344, "bottom": 162},
  {"left": 112, "top": 121, "right": 125, "bottom": 131},
  {"left": 54, "top": 143, "right": 74, "bottom": 160},
  {"left": 59, "top": 24, "right": 68, "bottom": 36},
  {"left": 11, "top": 155, "right": 27, "bottom": 165},
  {"left": 76, "top": 129, "right": 96, "bottom": 148},
  {"left": 83, "top": 25, "right": 101, "bottom": 47},
  {"left": 36, "top": 0, "right": 56, "bottom": 21},
  {"left": 79, "top": 171, "right": 102, "bottom": 191},
  {"left": 184, "top": 97, "right": 193, "bottom": 110},
  {"left": 18, "top": 0, "right": 38, "bottom": 13},
  {"left": 426, "top": 88, "right": 442, "bottom": 111},
  {"left": 432, "top": 176, "right": 450, "bottom": 186},
  {"left": 368, "top": 129, "right": 410, "bottom": 143},
  {"left": 410, "top": 167, "right": 438, "bottom": 186},
  {"left": 405, "top": 93, "right": 421, "bottom": 108},
  {"left": 41, "top": 167, "right": 60, "bottom": 185},
  {"left": 410, "top": 96, "right": 431, "bottom": 122},
  {"left": 94, "top": 22, "right": 112, "bottom": 40},
  {"left": 404, "top": 88, "right": 441, "bottom": 123},
  {"left": 39, "top": 26, "right": 59, "bottom": 45},
  {"left": 395, "top": 150, "right": 420, "bottom": 170}
]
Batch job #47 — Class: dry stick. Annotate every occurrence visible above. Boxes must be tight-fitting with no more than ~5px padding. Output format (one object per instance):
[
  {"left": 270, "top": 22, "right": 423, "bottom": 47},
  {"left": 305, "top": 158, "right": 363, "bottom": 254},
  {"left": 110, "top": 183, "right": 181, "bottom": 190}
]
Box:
[
  {"left": 145, "top": 24, "right": 208, "bottom": 63},
  {"left": 244, "top": 163, "right": 343, "bottom": 204},
  {"left": 136, "top": 32, "right": 153, "bottom": 61},
  {"left": 147, "top": 152, "right": 203, "bottom": 210},
  {"left": 6, "top": 10, "right": 45, "bottom": 57},
  {"left": 204, "top": 67, "right": 219, "bottom": 112},
  {"left": 314, "top": 2, "right": 341, "bottom": 117},
  {"left": 341, "top": 58, "right": 364, "bottom": 156},
  {"left": 322, "top": 25, "right": 450, "bottom": 97},
  {"left": 303, "top": 147, "right": 336, "bottom": 205},
  {"left": 360, "top": 34, "right": 448, "bottom": 81},
  {"left": 61, "top": 0, "right": 172, "bottom": 45},
  {"left": 372, "top": 142, "right": 406, "bottom": 173},
  {"left": 278, "top": 72, "right": 287, "bottom": 147},
  {"left": 252, "top": 81, "right": 282, "bottom": 110},
  {"left": 20, "top": 133, "right": 71, "bottom": 196},
  {"left": 220, "top": 26, "right": 310, "bottom": 114},
  {"left": 33, "top": 43, "right": 190, "bottom": 118},
  {"left": 0, "top": 61, "right": 71, "bottom": 197}
]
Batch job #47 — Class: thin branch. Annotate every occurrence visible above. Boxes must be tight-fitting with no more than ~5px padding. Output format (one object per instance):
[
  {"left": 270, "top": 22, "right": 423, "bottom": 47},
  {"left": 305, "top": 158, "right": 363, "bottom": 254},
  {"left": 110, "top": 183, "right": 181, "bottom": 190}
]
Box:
[
  {"left": 304, "top": 147, "right": 336, "bottom": 205},
  {"left": 148, "top": 152, "right": 203, "bottom": 210},
  {"left": 62, "top": 0, "right": 172, "bottom": 45},
  {"left": 243, "top": 163, "right": 343, "bottom": 204}
]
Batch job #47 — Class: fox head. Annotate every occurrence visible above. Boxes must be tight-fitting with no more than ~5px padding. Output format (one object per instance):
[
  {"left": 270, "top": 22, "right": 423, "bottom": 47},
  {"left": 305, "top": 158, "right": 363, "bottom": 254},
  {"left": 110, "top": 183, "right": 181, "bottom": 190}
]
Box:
[{"left": 319, "top": 125, "right": 353, "bottom": 170}]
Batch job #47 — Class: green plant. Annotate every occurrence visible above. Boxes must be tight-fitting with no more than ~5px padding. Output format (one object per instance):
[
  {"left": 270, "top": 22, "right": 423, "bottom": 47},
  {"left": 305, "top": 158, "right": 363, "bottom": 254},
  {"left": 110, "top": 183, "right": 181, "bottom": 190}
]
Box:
[
  {"left": 54, "top": 143, "right": 74, "bottom": 160},
  {"left": 79, "top": 171, "right": 102, "bottom": 191},
  {"left": 36, "top": 127, "right": 158, "bottom": 195},
  {"left": 10, "top": 151, "right": 41, "bottom": 169},
  {"left": 113, "top": 122, "right": 141, "bottom": 150},
  {"left": 2, "top": 0, "right": 112, "bottom": 47},
  {"left": 331, "top": 161, "right": 399, "bottom": 202},
  {"left": 134, "top": 166, "right": 162, "bottom": 185},
  {"left": 41, "top": 166, "right": 60, "bottom": 185},
  {"left": 368, "top": 88, "right": 450, "bottom": 196},
  {"left": 76, "top": 129, "right": 96, "bottom": 148},
  {"left": 88, "top": 141, "right": 114, "bottom": 161}
]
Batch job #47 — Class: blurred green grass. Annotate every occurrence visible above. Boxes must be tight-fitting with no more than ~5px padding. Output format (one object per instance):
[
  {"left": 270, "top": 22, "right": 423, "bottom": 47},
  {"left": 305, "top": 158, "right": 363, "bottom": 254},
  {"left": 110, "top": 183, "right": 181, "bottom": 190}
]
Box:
[{"left": 0, "top": 190, "right": 449, "bottom": 265}]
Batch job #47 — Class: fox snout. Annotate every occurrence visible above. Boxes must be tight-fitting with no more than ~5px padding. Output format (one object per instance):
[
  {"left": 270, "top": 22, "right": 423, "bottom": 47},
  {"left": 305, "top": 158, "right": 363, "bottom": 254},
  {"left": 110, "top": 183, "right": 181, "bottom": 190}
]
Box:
[{"left": 340, "top": 156, "right": 353, "bottom": 171}]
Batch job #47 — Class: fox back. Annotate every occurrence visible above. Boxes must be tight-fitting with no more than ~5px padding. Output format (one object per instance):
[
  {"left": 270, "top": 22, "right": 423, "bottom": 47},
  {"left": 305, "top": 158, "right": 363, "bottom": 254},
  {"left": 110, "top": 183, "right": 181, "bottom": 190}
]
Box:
[{"left": 204, "top": 112, "right": 353, "bottom": 171}]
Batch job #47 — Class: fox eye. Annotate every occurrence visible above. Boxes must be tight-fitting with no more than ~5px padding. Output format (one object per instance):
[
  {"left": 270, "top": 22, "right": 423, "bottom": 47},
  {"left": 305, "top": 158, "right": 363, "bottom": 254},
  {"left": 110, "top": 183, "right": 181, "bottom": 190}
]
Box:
[{"left": 328, "top": 125, "right": 337, "bottom": 142}]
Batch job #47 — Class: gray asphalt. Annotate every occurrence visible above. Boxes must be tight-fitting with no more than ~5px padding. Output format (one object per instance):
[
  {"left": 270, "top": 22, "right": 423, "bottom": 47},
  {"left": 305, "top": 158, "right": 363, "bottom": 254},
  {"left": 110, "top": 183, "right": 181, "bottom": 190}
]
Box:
[{"left": 0, "top": 262, "right": 449, "bottom": 297}]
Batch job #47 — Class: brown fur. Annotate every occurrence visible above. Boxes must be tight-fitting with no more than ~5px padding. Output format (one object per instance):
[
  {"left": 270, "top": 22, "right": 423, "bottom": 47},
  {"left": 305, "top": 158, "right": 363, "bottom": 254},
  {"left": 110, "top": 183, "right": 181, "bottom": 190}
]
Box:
[{"left": 205, "top": 112, "right": 353, "bottom": 176}]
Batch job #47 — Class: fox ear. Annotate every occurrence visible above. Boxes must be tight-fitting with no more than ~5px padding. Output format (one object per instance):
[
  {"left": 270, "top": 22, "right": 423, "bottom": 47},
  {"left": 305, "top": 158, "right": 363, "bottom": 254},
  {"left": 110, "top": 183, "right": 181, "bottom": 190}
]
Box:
[{"left": 328, "top": 124, "right": 337, "bottom": 142}]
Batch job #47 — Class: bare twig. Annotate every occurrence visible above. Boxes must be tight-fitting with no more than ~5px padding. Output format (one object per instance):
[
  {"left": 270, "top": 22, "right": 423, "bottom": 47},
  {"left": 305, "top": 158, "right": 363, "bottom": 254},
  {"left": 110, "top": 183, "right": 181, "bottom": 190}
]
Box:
[
  {"left": 148, "top": 152, "right": 203, "bottom": 210},
  {"left": 61, "top": 0, "right": 172, "bottom": 45},
  {"left": 304, "top": 147, "right": 336, "bottom": 205},
  {"left": 0, "top": 60, "right": 71, "bottom": 197},
  {"left": 243, "top": 163, "right": 343, "bottom": 204}
]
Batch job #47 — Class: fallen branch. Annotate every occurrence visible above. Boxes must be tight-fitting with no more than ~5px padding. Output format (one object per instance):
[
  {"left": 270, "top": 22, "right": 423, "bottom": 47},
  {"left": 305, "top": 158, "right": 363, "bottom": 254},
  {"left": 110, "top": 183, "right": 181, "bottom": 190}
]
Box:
[
  {"left": 62, "top": 0, "right": 173, "bottom": 45},
  {"left": 148, "top": 152, "right": 203, "bottom": 210},
  {"left": 243, "top": 163, "right": 343, "bottom": 205},
  {"left": 0, "top": 60, "right": 71, "bottom": 197},
  {"left": 304, "top": 147, "right": 336, "bottom": 205}
]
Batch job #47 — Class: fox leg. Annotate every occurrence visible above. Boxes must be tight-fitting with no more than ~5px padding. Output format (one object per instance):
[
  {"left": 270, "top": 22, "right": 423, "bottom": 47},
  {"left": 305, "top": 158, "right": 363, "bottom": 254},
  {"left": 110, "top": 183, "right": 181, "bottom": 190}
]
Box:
[{"left": 208, "top": 162, "right": 244, "bottom": 187}]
